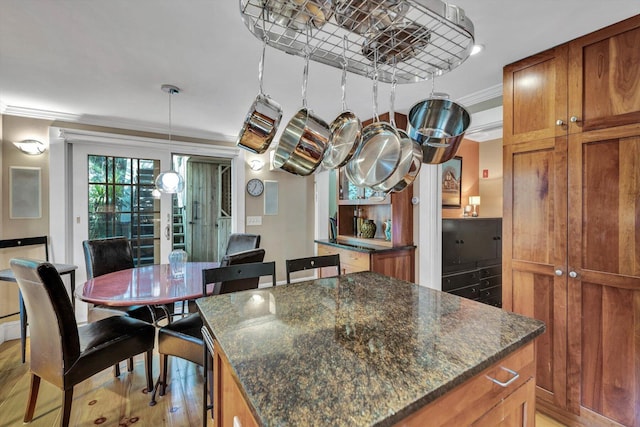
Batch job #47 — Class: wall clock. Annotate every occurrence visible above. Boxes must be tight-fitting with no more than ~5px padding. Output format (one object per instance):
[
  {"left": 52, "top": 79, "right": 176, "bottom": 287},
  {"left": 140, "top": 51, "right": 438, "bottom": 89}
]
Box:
[{"left": 246, "top": 178, "right": 264, "bottom": 197}]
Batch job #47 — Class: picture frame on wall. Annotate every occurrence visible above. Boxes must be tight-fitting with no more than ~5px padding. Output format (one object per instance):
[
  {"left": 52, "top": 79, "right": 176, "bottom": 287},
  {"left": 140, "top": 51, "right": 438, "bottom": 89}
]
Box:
[
  {"left": 10, "top": 166, "right": 42, "bottom": 219},
  {"left": 442, "top": 156, "right": 462, "bottom": 208}
]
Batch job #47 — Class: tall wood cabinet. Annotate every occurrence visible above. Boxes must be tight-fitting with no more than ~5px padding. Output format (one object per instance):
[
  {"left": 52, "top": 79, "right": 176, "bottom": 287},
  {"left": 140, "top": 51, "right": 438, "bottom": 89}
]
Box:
[{"left": 503, "top": 14, "right": 640, "bottom": 426}]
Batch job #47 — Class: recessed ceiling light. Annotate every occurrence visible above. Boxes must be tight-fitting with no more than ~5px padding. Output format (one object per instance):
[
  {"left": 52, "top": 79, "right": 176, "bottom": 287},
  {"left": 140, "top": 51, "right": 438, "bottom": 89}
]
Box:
[{"left": 470, "top": 44, "right": 484, "bottom": 56}]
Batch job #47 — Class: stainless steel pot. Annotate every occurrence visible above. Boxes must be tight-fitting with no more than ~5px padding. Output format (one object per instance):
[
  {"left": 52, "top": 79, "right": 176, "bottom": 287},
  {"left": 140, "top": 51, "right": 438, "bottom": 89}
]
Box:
[
  {"left": 346, "top": 121, "right": 401, "bottom": 187},
  {"left": 237, "top": 37, "right": 282, "bottom": 154},
  {"left": 272, "top": 108, "right": 330, "bottom": 175},
  {"left": 324, "top": 37, "right": 361, "bottom": 170},
  {"left": 372, "top": 129, "right": 422, "bottom": 193},
  {"left": 273, "top": 46, "right": 330, "bottom": 176},
  {"left": 407, "top": 96, "right": 471, "bottom": 164}
]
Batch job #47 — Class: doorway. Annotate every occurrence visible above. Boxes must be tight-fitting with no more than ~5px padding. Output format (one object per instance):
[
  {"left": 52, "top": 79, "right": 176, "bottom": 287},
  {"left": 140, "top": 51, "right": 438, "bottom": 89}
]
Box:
[{"left": 173, "top": 155, "right": 232, "bottom": 262}]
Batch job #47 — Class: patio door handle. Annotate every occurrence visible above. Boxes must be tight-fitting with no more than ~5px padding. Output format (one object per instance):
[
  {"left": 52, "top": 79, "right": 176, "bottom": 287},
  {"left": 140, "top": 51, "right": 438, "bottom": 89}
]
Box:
[{"left": 165, "top": 224, "right": 171, "bottom": 240}]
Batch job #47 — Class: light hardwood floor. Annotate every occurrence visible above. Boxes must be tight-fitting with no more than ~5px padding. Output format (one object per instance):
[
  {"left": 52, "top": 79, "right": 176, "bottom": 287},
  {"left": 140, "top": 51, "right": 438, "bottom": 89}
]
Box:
[
  {"left": 0, "top": 338, "right": 567, "bottom": 427},
  {"left": 0, "top": 339, "right": 212, "bottom": 427}
]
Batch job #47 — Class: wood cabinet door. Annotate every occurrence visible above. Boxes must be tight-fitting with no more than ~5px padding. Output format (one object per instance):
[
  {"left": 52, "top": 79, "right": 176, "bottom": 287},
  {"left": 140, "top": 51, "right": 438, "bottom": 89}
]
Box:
[
  {"left": 503, "top": 45, "right": 568, "bottom": 145},
  {"left": 503, "top": 137, "right": 568, "bottom": 409},
  {"left": 566, "top": 126, "right": 640, "bottom": 424},
  {"left": 567, "top": 15, "right": 640, "bottom": 134},
  {"left": 471, "top": 379, "right": 536, "bottom": 427}
]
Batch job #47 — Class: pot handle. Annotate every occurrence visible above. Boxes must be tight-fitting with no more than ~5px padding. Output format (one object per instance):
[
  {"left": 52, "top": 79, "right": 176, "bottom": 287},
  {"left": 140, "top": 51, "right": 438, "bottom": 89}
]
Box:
[
  {"left": 340, "top": 36, "right": 348, "bottom": 112},
  {"left": 302, "top": 25, "right": 311, "bottom": 109},
  {"left": 389, "top": 58, "right": 397, "bottom": 128},
  {"left": 258, "top": 36, "right": 267, "bottom": 96}
]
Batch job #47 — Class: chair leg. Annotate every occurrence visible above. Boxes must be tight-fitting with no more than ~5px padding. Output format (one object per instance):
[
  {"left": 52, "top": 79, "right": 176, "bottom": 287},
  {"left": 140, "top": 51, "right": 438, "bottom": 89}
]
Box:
[
  {"left": 203, "top": 346, "right": 208, "bottom": 427},
  {"left": 113, "top": 362, "right": 121, "bottom": 377},
  {"left": 61, "top": 387, "right": 74, "bottom": 427},
  {"left": 128, "top": 357, "right": 134, "bottom": 372},
  {"left": 19, "top": 292, "right": 27, "bottom": 363},
  {"left": 145, "top": 349, "right": 154, "bottom": 393},
  {"left": 159, "top": 354, "right": 169, "bottom": 396},
  {"left": 23, "top": 374, "right": 41, "bottom": 422},
  {"left": 149, "top": 353, "right": 166, "bottom": 406}
]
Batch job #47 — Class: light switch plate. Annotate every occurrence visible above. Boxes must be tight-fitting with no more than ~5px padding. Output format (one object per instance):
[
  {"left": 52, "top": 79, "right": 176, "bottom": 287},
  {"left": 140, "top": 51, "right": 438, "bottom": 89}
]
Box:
[{"left": 246, "top": 215, "right": 262, "bottom": 226}]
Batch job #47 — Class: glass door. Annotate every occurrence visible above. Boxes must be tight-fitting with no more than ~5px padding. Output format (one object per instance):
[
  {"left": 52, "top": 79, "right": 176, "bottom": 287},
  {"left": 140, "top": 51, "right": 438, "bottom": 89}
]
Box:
[{"left": 73, "top": 144, "right": 173, "bottom": 272}]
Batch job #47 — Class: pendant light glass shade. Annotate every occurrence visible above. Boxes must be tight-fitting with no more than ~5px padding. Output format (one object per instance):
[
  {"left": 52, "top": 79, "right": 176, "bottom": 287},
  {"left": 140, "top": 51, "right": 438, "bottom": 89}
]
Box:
[{"left": 156, "top": 84, "right": 184, "bottom": 194}]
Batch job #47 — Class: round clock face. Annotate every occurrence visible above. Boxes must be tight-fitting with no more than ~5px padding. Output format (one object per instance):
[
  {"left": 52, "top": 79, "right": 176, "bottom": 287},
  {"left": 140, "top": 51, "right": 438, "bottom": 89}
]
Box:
[{"left": 246, "top": 178, "right": 264, "bottom": 197}]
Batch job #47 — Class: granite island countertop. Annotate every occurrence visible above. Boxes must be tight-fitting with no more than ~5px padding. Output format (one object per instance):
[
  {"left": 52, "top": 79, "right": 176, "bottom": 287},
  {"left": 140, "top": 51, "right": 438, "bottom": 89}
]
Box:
[{"left": 197, "top": 271, "right": 545, "bottom": 427}]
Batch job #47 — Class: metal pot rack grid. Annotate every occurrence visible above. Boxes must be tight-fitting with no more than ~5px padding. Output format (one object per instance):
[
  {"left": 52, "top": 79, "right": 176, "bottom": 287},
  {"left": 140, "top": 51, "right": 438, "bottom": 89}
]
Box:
[{"left": 239, "top": 0, "right": 475, "bottom": 84}]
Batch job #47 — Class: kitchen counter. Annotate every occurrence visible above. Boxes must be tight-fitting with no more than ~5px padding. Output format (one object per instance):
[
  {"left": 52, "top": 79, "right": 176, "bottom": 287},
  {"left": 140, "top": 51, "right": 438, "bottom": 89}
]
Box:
[
  {"left": 197, "top": 271, "right": 545, "bottom": 426},
  {"left": 314, "top": 238, "right": 415, "bottom": 254}
]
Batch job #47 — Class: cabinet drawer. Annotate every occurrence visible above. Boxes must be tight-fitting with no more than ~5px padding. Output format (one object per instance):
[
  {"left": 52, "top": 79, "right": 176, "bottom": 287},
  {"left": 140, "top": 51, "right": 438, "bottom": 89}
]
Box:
[
  {"left": 479, "top": 285, "right": 502, "bottom": 302},
  {"left": 479, "top": 275, "right": 502, "bottom": 290},
  {"left": 479, "top": 265, "right": 501, "bottom": 278},
  {"left": 442, "top": 270, "right": 480, "bottom": 291},
  {"left": 450, "top": 284, "right": 480, "bottom": 300},
  {"left": 395, "top": 342, "right": 535, "bottom": 427},
  {"left": 317, "top": 245, "right": 370, "bottom": 271}
]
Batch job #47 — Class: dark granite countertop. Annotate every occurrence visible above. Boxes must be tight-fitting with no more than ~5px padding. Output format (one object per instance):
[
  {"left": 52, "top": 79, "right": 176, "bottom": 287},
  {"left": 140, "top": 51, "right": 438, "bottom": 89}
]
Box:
[
  {"left": 315, "top": 239, "right": 415, "bottom": 253},
  {"left": 197, "top": 271, "right": 545, "bottom": 427}
]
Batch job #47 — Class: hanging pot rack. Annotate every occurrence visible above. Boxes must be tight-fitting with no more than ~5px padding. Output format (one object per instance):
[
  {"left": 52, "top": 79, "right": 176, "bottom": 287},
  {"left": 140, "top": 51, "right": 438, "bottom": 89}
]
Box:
[{"left": 239, "top": 0, "right": 475, "bottom": 84}]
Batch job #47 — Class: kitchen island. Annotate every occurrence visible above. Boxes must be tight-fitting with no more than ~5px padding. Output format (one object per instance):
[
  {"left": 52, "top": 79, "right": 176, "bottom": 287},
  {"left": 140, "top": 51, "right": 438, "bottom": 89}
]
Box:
[{"left": 197, "top": 271, "right": 545, "bottom": 426}]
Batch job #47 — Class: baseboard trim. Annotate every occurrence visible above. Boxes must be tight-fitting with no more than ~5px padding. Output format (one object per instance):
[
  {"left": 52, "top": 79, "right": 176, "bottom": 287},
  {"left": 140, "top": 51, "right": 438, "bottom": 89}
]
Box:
[{"left": 0, "top": 320, "right": 21, "bottom": 345}]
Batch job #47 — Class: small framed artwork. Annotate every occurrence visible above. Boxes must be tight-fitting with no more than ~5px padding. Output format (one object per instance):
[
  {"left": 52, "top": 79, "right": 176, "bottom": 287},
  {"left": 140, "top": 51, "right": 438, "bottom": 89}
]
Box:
[
  {"left": 10, "top": 166, "right": 42, "bottom": 219},
  {"left": 442, "top": 156, "right": 462, "bottom": 208}
]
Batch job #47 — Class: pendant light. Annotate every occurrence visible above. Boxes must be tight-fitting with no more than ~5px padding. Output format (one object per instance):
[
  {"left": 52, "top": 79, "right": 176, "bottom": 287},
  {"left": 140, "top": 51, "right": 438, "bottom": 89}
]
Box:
[{"left": 155, "top": 84, "right": 185, "bottom": 194}]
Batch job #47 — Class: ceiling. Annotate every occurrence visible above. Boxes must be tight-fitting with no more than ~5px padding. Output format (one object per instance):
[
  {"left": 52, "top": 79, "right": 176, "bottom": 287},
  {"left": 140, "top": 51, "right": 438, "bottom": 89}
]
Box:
[{"left": 1, "top": 1, "right": 639, "bottom": 142}]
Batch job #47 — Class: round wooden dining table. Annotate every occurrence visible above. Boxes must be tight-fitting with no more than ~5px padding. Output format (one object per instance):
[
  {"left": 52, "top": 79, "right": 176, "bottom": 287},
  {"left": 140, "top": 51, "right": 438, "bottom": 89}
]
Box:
[{"left": 77, "top": 262, "right": 218, "bottom": 307}]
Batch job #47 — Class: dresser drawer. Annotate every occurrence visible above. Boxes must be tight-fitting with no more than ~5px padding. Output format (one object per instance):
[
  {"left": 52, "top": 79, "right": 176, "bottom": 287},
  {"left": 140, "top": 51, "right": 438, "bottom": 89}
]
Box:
[
  {"left": 317, "top": 245, "right": 370, "bottom": 272},
  {"left": 442, "top": 270, "right": 480, "bottom": 291},
  {"left": 479, "top": 285, "right": 502, "bottom": 302},
  {"left": 479, "top": 265, "right": 501, "bottom": 278},
  {"left": 450, "top": 284, "right": 480, "bottom": 300},
  {"left": 479, "top": 275, "right": 502, "bottom": 290}
]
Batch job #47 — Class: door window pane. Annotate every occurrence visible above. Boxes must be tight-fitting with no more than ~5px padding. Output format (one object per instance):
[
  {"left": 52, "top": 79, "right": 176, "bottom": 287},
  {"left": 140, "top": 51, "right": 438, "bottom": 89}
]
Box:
[{"left": 88, "top": 155, "right": 160, "bottom": 265}]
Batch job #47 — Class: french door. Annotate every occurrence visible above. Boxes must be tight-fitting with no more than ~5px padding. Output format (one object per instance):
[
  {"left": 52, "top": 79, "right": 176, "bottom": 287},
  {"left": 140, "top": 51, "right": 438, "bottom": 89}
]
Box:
[{"left": 72, "top": 144, "right": 174, "bottom": 274}]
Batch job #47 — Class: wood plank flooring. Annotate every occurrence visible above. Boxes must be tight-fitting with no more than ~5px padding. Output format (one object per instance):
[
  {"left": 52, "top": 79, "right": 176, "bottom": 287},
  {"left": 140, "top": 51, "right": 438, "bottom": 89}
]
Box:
[
  {"left": 0, "top": 339, "right": 212, "bottom": 427},
  {"left": 0, "top": 338, "right": 567, "bottom": 427}
]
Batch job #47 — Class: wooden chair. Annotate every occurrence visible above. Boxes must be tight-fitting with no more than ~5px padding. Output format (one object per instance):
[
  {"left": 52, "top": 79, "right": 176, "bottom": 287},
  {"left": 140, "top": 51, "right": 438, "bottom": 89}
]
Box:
[
  {"left": 286, "top": 254, "right": 341, "bottom": 284},
  {"left": 0, "top": 236, "right": 49, "bottom": 363},
  {"left": 151, "top": 248, "right": 274, "bottom": 413},
  {"left": 10, "top": 258, "right": 155, "bottom": 427}
]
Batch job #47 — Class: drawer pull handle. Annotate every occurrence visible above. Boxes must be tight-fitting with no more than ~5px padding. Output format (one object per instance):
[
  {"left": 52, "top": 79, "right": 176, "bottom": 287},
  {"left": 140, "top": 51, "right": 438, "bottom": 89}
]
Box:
[{"left": 486, "top": 367, "right": 520, "bottom": 387}]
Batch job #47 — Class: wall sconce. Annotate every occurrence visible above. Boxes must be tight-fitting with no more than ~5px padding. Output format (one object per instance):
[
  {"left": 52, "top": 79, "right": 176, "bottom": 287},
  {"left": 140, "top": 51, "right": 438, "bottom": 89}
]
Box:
[
  {"left": 249, "top": 159, "right": 265, "bottom": 171},
  {"left": 13, "top": 139, "right": 47, "bottom": 155},
  {"left": 469, "top": 196, "right": 481, "bottom": 217}
]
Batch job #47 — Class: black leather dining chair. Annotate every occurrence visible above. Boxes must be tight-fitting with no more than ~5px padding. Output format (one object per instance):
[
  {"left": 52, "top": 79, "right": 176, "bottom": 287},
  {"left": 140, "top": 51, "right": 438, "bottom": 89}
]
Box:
[
  {"left": 10, "top": 258, "right": 155, "bottom": 427},
  {"left": 223, "top": 233, "right": 261, "bottom": 256},
  {"left": 83, "top": 237, "right": 168, "bottom": 376},
  {"left": 150, "top": 248, "right": 274, "bottom": 412},
  {"left": 286, "top": 254, "right": 341, "bottom": 283}
]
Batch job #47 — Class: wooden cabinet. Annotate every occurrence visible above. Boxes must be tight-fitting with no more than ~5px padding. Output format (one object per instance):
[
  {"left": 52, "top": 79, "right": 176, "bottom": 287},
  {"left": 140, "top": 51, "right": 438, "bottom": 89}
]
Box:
[
  {"left": 503, "top": 14, "right": 640, "bottom": 426},
  {"left": 317, "top": 243, "right": 415, "bottom": 282},
  {"left": 213, "top": 340, "right": 258, "bottom": 427},
  {"left": 395, "top": 342, "right": 535, "bottom": 427}
]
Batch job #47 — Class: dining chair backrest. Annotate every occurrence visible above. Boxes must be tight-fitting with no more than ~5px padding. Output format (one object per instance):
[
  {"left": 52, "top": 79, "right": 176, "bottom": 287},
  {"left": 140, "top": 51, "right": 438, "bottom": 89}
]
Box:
[
  {"left": 82, "top": 237, "right": 134, "bottom": 279},
  {"left": 203, "top": 249, "right": 275, "bottom": 295},
  {"left": 0, "top": 236, "right": 49, "bottom": 261},
  {"left": 286, "top": 254, "right": 341, "bottom": 284},
  {"left": 224, "top": 233, "right": 261, "bottom": 256},
  {"left": 10, "top": 258, "right": 79, "bottom": 384}
]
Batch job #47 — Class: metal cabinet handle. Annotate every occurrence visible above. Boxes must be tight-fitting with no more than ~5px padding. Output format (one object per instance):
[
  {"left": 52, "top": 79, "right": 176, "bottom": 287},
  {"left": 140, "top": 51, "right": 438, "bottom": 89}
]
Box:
[
  {"left": 486, "top": 366, "right": 520, "bottom": 388},
  {"left": 569, "top": 271, "right": 578, "bottom": 278},
  {"left": 556, "top": 119, "right": 565, "bottom": 126},
  {"left": 555, "top": 269, "right": 563, "bottom": 276},
  {"left": 570, "top": 116, "right": 580, "bottom": 123}
]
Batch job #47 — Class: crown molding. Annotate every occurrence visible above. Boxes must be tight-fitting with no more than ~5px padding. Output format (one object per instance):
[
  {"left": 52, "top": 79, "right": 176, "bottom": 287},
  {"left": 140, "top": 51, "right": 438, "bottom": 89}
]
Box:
[
  {"left": 457, "top": 83, "right": 503, "bottom": 107},
  {"left": 2, "top": 104, "right": 237, "bottom": 143}
]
